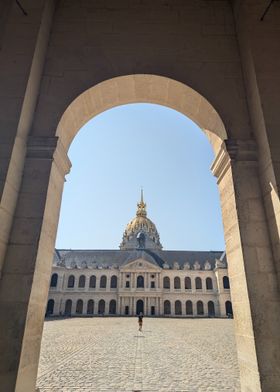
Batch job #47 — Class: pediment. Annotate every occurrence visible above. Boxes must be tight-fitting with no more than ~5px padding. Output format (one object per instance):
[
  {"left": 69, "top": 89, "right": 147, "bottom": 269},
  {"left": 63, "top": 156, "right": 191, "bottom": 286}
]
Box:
[{"left": 121, "top": 258, "right": 161, "bottom": 271}]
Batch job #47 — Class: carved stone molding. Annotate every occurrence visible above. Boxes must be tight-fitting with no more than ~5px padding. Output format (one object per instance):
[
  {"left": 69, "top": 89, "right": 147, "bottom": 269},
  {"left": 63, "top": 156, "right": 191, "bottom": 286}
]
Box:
[
  {"left": 211, "top": 139, "right": 258, "bottom": 183},
  {"left": 27, "top": 136, "right": 71, "bottom": 178}
]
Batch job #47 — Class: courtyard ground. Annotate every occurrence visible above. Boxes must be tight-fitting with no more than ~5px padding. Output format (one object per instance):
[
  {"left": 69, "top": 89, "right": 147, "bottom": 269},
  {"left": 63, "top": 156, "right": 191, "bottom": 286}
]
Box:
[{"left": 36, "top": 317, "right": 241, "bottom": 392}]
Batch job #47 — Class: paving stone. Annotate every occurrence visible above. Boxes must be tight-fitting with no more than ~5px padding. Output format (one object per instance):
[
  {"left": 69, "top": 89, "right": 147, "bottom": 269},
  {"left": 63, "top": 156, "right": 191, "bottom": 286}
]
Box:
[{"left": 36, "top": 318, "right": 241, "bottom": 392}]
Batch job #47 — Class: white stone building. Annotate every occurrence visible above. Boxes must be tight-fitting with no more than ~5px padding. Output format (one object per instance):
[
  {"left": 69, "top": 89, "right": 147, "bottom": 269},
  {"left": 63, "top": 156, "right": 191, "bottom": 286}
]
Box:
[{"left": 47, "top": 193, "right": 232, "bottom": 318}]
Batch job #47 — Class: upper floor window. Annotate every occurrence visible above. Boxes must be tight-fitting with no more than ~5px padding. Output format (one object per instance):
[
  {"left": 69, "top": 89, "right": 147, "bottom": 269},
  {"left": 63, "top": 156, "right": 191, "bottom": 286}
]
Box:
[
  {"left": 223, "top": 276, "right": 230, "bottom": 289},
  {"left": 206, "top": 277, "right": 213, "bottom": 290},
  {"left": 50, "top": 273, "right": 58, "bottom": 288},
  {"left": 125, "top": 281, "right": 130, "bottom": 288},
  {"left": 89, "top": 275, "right": 96, "bottom": 288},
  {"left": 67, "top": 275, "right": 75, "bottom": 288},
  {"left": 151, "top": 281, "right": 155, "bottom": 289},
  {"left": 78, "top": 275, "right": 86, "bottom": 288},
  {"left": 174, "top": 277, "right": 181, "bottom": 289},
  {"left": 100, "top": 275, "right": 107, "bottom": 288},
  {"left": 185, "top": 277, "right": 191, "bottom": 289},
  {"left": 195, "top": 277, "right": 202, "bottom": 290},
  {"left": 137, "top": 275, "right": 144, "bottom": 288},
  {"left": 110, "top": 275, "right": 117, "bottom": 289},
  {"left": 163, "top": 276, "right": 170, "bottom": 289}
]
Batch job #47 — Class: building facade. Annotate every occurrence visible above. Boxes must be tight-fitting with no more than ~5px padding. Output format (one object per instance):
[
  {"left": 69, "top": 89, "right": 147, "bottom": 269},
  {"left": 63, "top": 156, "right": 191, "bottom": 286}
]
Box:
[{"left": 47, "top": 193, "right": 232, "bottom": 318}]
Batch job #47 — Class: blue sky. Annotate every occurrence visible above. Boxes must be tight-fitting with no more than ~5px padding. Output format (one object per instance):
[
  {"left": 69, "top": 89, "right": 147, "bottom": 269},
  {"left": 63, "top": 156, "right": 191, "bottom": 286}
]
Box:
[{"left": 55, "top": 103, "right": 225, "bottom": 251}]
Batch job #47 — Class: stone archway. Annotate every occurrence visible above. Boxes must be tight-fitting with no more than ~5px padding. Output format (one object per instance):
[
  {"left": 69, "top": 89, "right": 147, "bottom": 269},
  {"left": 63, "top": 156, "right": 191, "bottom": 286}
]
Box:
[{"left": 0, "top": 74, "right": 280, "bottom": 392}]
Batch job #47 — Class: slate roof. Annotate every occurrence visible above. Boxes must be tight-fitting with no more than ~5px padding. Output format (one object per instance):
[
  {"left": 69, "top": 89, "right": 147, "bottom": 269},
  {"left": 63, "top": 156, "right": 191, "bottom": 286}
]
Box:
[{"left": 54, "top": 249, "right": 227, "bottom": 270}]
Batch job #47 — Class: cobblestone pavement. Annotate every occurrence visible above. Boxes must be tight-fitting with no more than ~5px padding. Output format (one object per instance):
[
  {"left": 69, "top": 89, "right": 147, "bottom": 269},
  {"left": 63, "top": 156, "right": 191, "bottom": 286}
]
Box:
[{"left": 37, "top": 318, "right": 241, "bottom": 392}]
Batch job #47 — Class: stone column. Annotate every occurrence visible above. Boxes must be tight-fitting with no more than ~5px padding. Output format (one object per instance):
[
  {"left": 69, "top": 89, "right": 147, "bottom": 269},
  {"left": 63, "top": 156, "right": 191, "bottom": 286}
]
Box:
[
  {"left": 0, "top": 137, "right": 71, "bottom": 392},
  {"left": 211, "top": 139, "right": 280, "bottom": 392}
]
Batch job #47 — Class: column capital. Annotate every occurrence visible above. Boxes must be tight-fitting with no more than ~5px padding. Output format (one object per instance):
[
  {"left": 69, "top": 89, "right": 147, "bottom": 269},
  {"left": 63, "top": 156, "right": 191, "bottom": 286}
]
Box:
[
  {"left": 27, "top": 136, "right": 71, "bottom": 178},
  {"left": 211, "top": 139, "right": 258, "bottom": 182}
]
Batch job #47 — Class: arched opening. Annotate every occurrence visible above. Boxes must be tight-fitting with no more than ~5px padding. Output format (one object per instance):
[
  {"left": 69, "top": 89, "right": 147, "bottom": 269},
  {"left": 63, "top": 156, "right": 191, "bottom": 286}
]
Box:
[
  {"left": 223, "top": 276, "right": 230, "bottom": 289},
  {"left": 186, "top": 301, "right": 193, "bottom": 315},
  {"left": 174, "top": 277, "right": 181, "bottom": 289},
  {"left": 206, "top": 277, "right": 213, "bottom": 290},
  {"left": 225, "top": 301, "right": 233, "bottom": 317},
  {"left": 87, "top": 300, "right": 94, "bottom": 315},
  {"left": 64, "top": 299, "right": 72, "bottom": 316},
  {"left": 50, "top": 273, "right": 58, "bottom": 288},
  {"left": 185, "top": 277, "right": 191, "bottom": 290},
  {"left": 164, "top": 300, "right": 171, "bottom": 315},
  {"left": 136, "top": 299, "right": 144, "bottom": 315},
  {"left": 46, "top": 299, "right": 54, "bottom": 316},
  {"left": 100, "top": 276, "right": 107, "bottom": 289},
  {"left": 197, "top": 301, "right": 204, "bottom": 315},
  {"left": 110, "top": 275, "right": 117, "bottom": 289},
  {"left": 89, "top": 275, "right": 96, "bottom": 288},
  {"left": 76, "top": 299, "right": 83, "bottom": 314},
  {"left": 78, "top": 275, "right": 86, "bottom": 288},
  {"left": 195, "top": 277, "right": 202, "bottom": 290},
  {"left": 163, "top": 277, "right": 170, "bottom": 289},
  {"left": 137, "top": 276, "right": 144, "bottom": 288},
  {"left": 208, "top": 301, "right": 215, "bottom": 317},
  {"left": 109, "top": 300, "right": 117, "bottom": 315},
  {"left": 98, "top": 299, "right": 105, "bottom": 314},
  {"left": 25, "top": 73, "right": 265, "bottom": 391},
  {"left": 175, "top": 300, "right": 182, "bottom": 315},
  {"left": 67, "top": 275, "right": 75, "bottom": 288}
]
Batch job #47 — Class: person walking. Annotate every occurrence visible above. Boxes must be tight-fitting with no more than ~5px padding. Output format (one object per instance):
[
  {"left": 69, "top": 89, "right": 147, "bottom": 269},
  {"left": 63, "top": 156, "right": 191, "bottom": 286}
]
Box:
[{"left": 138, "top": 312, "right": 143, "bottom": 332}]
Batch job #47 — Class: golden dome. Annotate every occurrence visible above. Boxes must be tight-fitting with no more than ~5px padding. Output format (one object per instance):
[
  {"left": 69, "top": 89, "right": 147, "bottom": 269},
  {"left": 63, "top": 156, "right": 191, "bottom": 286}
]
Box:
[{"left": 120, "top": 190, "right": 162, "bottom": 250}]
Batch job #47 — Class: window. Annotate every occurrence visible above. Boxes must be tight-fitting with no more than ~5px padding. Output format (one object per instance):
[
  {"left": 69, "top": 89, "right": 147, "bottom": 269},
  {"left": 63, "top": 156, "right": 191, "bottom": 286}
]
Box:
[
  {"left": 175, "top": 300, "right": 182, "bottom": 315},
  {"left": 89, "top": 275, "right": 96, "bottom": 288},
  {"left": 76, "top": 299, "right": 83, "bottom": 314},
  {"left": 164, "top": 300, "right": 171, "bottom": 315},
  {"left": 185, "top": 277, "right": 191, "bottom": 289},
  {"left": 163, "top": 276, "right": 170, "bottom": 289},
  {"left": 151, "top": 281, "right": 155, "bottom": 288},
  {"left": 137, "top": 275, "right": 144, "bottom": 288},
  {"left": 125, "top": 281, "right": 130, "bottom": 288},
  {"left": 78, "top": 275, "right": 86, "bottom": 288},
  {"left": 197, "top": 301, "right": 204, "bottom": 315},
  {"left": 186, "top": 300, "right": 193, "bottom": 315},
  {"left": 50, "top": 273, "right": 58, "bottom": 288},
  {"left": 100, "top": 275, "right": 107, "bottom": 289},
  {"left": 223, "top": 276, "right": 230, "bottom": 289},
  {"left": 110, "top": 275, "right": 117, "bottom": 289},
  {"left": 206, "top": 277, "right": 213, "bottom": 290},
  {"left": 67, "top": 275, "right": 75, "bottom": 288},
  {"left": 195, "top": 277, "right": 202, "bottom": 290},
  {"left": 151, "top": 306, "right": 155, "bottom": 315},
  {"left": 125, "top": 306, "right": 129, "bottom": 315},
  {"left": 174, "top": 277, "right": 181, "bottom": 289}
]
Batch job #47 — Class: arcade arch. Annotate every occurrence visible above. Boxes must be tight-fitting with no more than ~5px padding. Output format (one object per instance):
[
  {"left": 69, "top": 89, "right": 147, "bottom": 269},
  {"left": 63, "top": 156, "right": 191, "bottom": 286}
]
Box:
[{"left": 1, "top": 74, "right": 280, "bottom": 392}]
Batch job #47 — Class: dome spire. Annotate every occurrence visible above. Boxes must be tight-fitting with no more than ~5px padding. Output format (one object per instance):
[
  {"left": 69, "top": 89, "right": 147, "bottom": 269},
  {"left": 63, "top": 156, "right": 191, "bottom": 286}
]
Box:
[{"left": 136, "top": 188, "right": 147, "bottom": 217}]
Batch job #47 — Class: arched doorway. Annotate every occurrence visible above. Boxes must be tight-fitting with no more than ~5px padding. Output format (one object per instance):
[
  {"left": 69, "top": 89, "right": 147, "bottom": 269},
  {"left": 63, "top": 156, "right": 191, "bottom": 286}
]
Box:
[
  {"left": 87, "top": 300, "right": 94, "bottom": 315},
  {"left": 64, "top": 299, "right": 72, "bottom": 316},
  {"left": 98, "top": 299, "right": 105, "bottom": 315},
  {"left": 136, "top": 299, "right": 144, "bottom": 315},
  {"left": 225, "top": 301, "right": 233, "bottom": 317},
  {"left": 109, "top": 300, "right": 117, "bottom": 315},
  {"left": 164, "top": 300, "right": 171, "bottom": 315},
  {"left": 46, "top": 299, "right": 54, "bottom": 316},
  {"left": 208, "top": 301, "right": 215, "bottom": 317}
]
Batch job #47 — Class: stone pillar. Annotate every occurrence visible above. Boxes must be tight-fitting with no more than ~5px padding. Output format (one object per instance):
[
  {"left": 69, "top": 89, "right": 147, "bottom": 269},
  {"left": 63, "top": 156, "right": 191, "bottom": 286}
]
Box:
[
  {"left": 211, "top": 139, "right": 280, "bottom": 392},
  {"left": 0, "top": 137, "right": 71, "bottom": 392}
]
